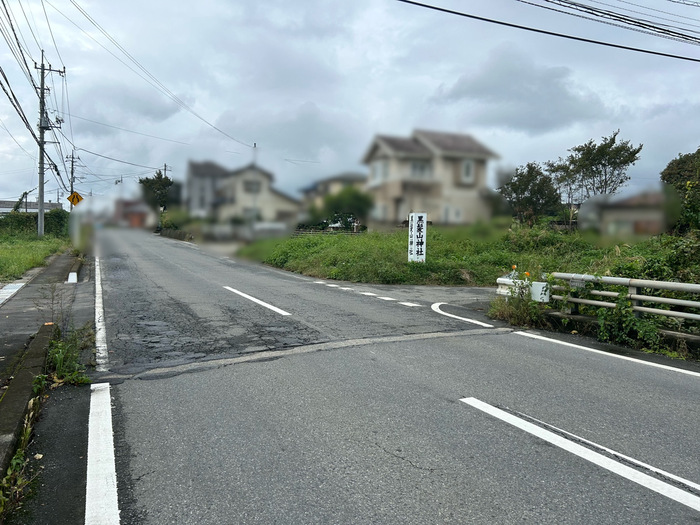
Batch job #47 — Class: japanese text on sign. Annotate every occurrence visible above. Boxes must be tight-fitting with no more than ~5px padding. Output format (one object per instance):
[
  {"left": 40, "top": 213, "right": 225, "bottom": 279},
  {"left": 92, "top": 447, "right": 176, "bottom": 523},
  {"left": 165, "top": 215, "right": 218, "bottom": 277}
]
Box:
[{"left": 408, "top": 212, "right": 427, "bottom": 263}]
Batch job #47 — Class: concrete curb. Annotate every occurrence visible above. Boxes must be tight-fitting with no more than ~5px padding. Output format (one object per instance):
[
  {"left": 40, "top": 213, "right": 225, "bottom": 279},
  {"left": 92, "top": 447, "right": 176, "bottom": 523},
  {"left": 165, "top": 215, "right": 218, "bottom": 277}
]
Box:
[
  {"left": 0, "top": 323, "right": 53, "bottom": 476},
  {"left": 67, "top": 258, "right": 82, "bottom": 284}
]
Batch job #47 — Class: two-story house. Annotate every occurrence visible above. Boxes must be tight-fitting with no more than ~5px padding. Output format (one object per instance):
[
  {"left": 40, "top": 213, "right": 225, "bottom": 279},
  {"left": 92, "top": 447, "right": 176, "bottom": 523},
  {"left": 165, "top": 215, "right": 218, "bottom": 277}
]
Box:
[
  {"left": 361, "top": 129, "right": 499, "bottom": 225},
  {"left": 214, "top": 163, "right": 301, "bottom": 225},
  {"left": 186, "top": 162, "right": 301, "bottom": 226}
]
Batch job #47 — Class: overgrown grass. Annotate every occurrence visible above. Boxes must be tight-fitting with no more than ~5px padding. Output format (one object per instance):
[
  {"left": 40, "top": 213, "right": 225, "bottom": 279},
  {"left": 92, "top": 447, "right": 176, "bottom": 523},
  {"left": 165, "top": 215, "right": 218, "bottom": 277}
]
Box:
[{"left": 0, "top": 234, "right": 68, "bottom": 282}]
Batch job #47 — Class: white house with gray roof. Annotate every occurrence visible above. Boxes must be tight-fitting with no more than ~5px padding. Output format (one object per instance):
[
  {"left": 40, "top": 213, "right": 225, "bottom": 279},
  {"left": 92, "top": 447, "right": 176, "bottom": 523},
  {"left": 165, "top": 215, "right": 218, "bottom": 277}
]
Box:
[{"left": 361, "top": 129, "right": 499, "bottom": 225}]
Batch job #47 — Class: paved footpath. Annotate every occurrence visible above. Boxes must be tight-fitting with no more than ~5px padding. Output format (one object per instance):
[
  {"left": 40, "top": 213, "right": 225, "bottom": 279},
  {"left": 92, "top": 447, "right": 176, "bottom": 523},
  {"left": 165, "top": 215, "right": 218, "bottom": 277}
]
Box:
[{"left": 0, "top": 252, "right": 92, "bottom": 486}]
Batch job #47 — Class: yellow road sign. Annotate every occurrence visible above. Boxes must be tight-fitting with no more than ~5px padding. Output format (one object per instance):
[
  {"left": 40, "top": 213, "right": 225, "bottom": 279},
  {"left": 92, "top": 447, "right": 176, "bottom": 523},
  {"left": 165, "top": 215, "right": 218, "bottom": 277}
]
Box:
[{"left": 67, "top": 192, "right": 83, "bottom": 206}]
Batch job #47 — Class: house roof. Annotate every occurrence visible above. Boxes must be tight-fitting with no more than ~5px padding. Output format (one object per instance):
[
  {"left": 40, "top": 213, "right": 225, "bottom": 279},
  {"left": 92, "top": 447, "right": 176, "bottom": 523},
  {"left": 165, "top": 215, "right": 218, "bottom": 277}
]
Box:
[
  {"left": 414, "top": 129, "right": 499, "bottom": 158},
  {"left": 229, "top": 162, "right": 274, "bottom": 181},
  {"left": 300, "top": 172, "right": 368, "bottom": 194},
  {"left": 187, "top": 161, "right": 232, "bottom": 179},
  {"left": 362, "top": 129, "right": 498, "bottom": 164},
  {"left": 602, "top": 191, "right": 665, "bottom": 209}
]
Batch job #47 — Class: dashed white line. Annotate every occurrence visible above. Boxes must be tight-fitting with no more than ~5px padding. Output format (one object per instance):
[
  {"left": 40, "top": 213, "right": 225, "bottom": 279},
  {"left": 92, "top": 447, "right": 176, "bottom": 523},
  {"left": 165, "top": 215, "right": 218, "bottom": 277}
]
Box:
[
  {"left": 223, "top": 286, "right": 291, "bottom": 316},
  {"left": 339, "top": 287, "right": 354, "bottom": 291},
  {"left": 399, "top": 302, "right": 422, "bottom": 307},
  {"left": 461, "top": 397, "right": 700, "bottom": 512},
  {"left": 360, "top": 292, "right": 377, "bottom": 296},
  {"left": 325, "top": 284, "right": 340, "bottom": 288},
  {"left": 85, "top": 383, "right": 120, "bottom": 525},
  {"left": 378, "top": 296, "right": 396, "bottom": 301}
]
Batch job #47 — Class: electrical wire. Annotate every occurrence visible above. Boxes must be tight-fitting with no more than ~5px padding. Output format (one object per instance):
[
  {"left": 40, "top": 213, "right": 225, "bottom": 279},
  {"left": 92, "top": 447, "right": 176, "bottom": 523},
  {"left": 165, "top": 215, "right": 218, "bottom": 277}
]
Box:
[
  {"left": 62, "top": 112, "right": 190, "bottom": 145},
  {"left": 395, "top": 0, "right": 700, "bottom": 63},
  {"left": 67, "top": 0, "right": 252, "bottom": 148},
  {"left": 76, "top": 148, "right": 161, "bottom": 170}
]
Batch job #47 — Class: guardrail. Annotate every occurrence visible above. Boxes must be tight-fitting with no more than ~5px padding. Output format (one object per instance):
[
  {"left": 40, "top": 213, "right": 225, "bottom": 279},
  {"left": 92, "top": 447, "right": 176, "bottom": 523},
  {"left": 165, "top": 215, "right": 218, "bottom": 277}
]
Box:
[
  {"left": 548, "top": 273, "right": 700, "bottom": 322},
  {"left": 497, "top": 273, "right": 700, "bottom": 323}
]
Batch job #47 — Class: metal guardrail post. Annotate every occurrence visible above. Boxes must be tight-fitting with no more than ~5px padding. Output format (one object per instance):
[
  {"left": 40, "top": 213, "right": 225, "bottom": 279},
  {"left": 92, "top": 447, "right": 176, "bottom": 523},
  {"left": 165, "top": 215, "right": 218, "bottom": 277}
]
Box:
[{"left": 629, "top": 284, "right": 641, "bottom": 317}]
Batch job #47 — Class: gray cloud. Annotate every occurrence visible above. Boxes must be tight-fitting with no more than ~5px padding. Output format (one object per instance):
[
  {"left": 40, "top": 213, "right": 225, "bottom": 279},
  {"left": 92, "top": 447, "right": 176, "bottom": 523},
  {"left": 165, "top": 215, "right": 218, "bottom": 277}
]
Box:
[{"left": 432, "top": 46, "right": 610, "bottom": 133}]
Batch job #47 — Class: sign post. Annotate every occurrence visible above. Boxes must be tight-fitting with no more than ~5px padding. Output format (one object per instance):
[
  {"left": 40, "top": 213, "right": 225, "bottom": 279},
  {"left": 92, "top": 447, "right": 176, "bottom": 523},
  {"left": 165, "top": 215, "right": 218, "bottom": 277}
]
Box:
[{"left": 408, "top": 212, "right": 427, "bottom": 263}]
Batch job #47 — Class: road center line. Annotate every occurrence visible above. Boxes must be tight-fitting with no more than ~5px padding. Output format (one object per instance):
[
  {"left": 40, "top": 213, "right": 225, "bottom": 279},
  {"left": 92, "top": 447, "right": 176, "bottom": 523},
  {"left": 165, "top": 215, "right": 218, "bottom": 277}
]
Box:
[
  {"left": 516, "top": 331, "right": 700, "bottom": 378},
  {"left": 461, "top": 397, "right": 700, "bottom": 512},
  {"left": 431, "top": 303, "right": 494, "bottom": 328},
  {"left": 85, "top": 383, "right": 120, "bottom": 525},
  {"left": 94, "top": 257, "right": 109, "bottom": 372},
  {"left": 223, "top": 286, "right": 291, "bottom": 316}
]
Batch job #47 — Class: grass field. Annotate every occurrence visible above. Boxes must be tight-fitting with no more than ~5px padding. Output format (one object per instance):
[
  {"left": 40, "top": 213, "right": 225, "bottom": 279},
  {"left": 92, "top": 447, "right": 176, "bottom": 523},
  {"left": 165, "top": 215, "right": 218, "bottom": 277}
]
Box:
[
  {"left": 238, "top": 224, "right": 700, "bottom": 287},
  {"left": 0, "top": 234, "right": 69, "bottom": 282}
]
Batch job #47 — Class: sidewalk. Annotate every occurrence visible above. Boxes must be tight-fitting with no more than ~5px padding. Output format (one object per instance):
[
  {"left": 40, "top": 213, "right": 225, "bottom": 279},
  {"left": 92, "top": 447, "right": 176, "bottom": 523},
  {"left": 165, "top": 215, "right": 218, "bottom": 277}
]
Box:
[{"left": 0, "top": 251, "right": 91, "bottom": 476}]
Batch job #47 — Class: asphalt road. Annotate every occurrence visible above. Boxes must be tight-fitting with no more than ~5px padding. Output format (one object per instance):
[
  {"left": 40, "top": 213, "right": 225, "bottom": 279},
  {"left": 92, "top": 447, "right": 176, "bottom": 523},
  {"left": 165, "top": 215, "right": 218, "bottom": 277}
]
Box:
[{"left": 17, "top": 227, "right": 700, "bottom": 524}]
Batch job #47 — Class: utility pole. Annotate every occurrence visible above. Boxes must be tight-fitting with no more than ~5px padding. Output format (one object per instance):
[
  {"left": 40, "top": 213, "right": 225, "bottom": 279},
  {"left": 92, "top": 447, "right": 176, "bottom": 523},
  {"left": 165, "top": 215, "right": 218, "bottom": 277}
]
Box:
[
  {"left": 35, "top": 51, "right": 65, "bottom": 236},
  {"left": 68, "top": 151, "right": 75, "bottom": 211}
]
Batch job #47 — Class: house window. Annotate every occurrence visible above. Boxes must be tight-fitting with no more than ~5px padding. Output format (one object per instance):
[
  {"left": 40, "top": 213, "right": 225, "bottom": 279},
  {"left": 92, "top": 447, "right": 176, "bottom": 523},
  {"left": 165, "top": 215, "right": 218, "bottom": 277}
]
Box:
[
  {"left": 371, "top": 159, "right": 388, "bottom": 185},
  {"left": 461, "top": 160, "right": 475, "bottom": 185},
  {"left": 411, "top": 161, "right": 431, "bottom": 179},
  {"left": 244, "top": 180, "right": 261, "bottom": 194}
]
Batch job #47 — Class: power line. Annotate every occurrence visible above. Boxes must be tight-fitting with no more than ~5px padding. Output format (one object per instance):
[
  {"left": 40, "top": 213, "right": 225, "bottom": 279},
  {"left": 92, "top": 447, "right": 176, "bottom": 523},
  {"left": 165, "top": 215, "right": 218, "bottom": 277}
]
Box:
[
  {"left": 395, "top": 0, "right": 700, "bottom": 63},
  {"left": 67, "top": 0, "right": 253, "bottom": 148},
  {"left": 62, "top": 112, "right": 190, "bottom": 144},
  {"left": 521, "top": 0, "right": 700, "bottom": 44},
  {"left": 667, "top": 0, "right": 700, "bottom": 7},
  {"left": 76, "top": 148, "right": 161, "bottom": 170}
]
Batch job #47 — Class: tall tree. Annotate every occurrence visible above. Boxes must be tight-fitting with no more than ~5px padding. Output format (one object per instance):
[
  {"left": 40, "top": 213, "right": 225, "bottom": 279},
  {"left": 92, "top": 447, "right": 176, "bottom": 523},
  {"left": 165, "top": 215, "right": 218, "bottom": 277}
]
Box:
[
  {"left": 498, "top": 162, "right": 561, "bottom": 227},
  {"left": 549, "top": 130, "right": 642, "bottom": 201},
  {"left": 139, "top": 170, "right": 174, "bottom": 212},
  {"left": 660, "top": 146, "right": 700, "bottom": 231}
]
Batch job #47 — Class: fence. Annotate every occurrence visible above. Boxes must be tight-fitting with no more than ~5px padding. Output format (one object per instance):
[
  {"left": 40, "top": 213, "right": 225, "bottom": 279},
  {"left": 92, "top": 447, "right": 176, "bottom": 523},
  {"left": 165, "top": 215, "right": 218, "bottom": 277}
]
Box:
[{"left": 497, "top": 273, "right": 700, "bottom": 323}]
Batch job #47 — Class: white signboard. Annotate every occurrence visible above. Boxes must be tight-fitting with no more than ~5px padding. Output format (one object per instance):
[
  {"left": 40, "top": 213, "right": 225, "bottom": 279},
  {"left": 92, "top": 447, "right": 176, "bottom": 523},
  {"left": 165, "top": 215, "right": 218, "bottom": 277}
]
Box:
[{"left": 408, "top": 212, "right": 427, "bottom": 263}]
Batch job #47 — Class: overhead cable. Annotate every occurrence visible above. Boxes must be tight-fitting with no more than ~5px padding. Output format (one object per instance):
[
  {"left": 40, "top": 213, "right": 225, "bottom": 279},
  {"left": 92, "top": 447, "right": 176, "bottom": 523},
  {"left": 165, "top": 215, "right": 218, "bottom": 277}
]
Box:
[{"left": 395, "top": 0, "right": 700, "bottom": 63}]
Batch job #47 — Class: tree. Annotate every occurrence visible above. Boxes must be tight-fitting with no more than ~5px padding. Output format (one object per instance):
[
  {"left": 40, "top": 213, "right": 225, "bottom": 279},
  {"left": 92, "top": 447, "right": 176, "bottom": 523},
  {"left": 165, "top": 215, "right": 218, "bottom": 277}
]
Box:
[
  {"left": 139, "top": 170, "right": 173, "bottom": 212},
  {"left": 498, "top": 162, "right": 561, "bottom": 227},
  {"left": 322, "top": 186, "right": 373, "bottom": 230},
  {"left": 660, "top": 146, "right": 700, "bottom": 231},
  {"left": 548, "top": 130, "right": 642, "bottom": 201}
]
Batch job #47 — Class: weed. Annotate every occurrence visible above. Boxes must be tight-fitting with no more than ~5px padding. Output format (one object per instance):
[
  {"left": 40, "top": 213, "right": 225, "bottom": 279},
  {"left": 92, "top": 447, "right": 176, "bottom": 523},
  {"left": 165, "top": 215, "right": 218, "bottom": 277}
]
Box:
[{"left": 46, "top": 324, "right": 92, "bottom": 386}]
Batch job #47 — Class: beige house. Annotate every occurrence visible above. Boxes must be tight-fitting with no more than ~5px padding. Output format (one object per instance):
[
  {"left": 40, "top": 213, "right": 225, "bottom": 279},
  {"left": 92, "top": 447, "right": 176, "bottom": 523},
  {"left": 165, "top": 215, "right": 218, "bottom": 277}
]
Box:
[
  {"left": 215, "top": 163, "right": 301, "bottom": 225},
  {"left": 301, "top": 172, "right": 367, "bottom": 211},
  {"left": 361, "top": 129, "right": 499, "bottom": 225}
]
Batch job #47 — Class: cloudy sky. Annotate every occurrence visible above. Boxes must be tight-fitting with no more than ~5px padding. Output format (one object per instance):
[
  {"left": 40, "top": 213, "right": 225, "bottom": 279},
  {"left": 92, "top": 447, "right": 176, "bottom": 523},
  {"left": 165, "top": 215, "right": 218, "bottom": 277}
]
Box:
[{"left": 1, "top": 0, "right": 699, "bottom": 209}]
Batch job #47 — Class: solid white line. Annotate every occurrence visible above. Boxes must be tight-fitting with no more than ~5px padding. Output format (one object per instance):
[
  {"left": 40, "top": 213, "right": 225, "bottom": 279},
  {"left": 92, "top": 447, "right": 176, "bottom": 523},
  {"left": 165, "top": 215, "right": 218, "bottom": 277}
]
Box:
[
  {"left": 431, "top": 303, "right": 494, "bottom": 328},
  {"left": 399, "top": 302, "right": 422, "bottom": 307},
  {"left": 94, "top": 257, "right": 109, "bottom": 372},
  {"left": 523, "top": 412, "right": 700, "bottom": 493},
  {"left": 223, "top": 286, "right": 291, "bottom": 316},
  {"left": 378, "top": 296, "right": 396, "bottom": 301},
  {"left": 85, "top": 383, "right": 120, "bottom": 525},
  {"left": 516, "top": 331, "right": 700, "bottom": 379},
  {"left": 461, "top": 397, "right": 700, "bottom": 512}
]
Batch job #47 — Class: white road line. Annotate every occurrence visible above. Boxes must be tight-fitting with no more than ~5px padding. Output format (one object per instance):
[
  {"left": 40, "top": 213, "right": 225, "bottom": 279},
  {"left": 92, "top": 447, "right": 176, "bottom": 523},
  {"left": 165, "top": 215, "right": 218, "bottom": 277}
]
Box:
[
  {"left": 223, "top": 286, "right": 291, "bottom": 316},
  {"left": 461, "top": 397, "right": 700, "bottom": 512},
  {"left": 313, "top": 281, "right": 326, "bottom": 284},
  {"left": 360, "top": 292, "right": 377, "bottom": 296},
  {"left": 516, "top": 331, "right": 700, "bottom": 379},
  {"left": 399, "top": 302, "right": 422, "bottom": 307},
  {"left": 339, "top": 287, "right": 354, "bottom": 291},
  {"left": 0, "top": 283, "right": 24, "bottom": 306},
  {"left": 431, "top": 302, "right": 494, "bottom": 328},
  {"left": 94, "top": 257, "right": 109, "bottom": 372},
  {"left": 326, "top": 284, "right": 340, "bottom": 288},
  {"left": 377, "top": 296, "right": 396, "bottom": 301},
  {"left": 85, "top": 383, "right": 120, "bottom": 525}
]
